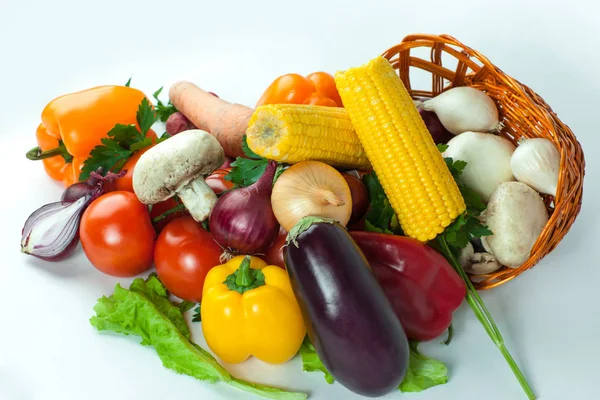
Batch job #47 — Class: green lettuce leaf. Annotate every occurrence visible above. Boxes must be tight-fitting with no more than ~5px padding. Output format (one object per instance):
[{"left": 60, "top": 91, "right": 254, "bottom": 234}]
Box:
[
  {"left": 400, "top": 342, "right": 448, "bottom": 392},
  {"left": 299, "top": 337, "right": 334, "bottom": 384},
  {"left": 299, "top": 337, "right": 448, "bottom": 393},
  {"left": 90, "top": 275, "right": 306, "bottom": 400}
]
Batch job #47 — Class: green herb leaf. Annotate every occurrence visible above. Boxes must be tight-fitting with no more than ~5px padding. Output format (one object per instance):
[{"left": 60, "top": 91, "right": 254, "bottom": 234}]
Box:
[
  {"left": 90, "top": 275, "right": 306, "bottom": 400},
  {"left": 137, "top": 97, "right": 158, "bottom": 135},
  {"left": 152, "top": 86, "right": 178, "bottom": 122},
  {"left": 157, "top": 132, "right": 171, "bottom": 144},
  {"left": 79, "top": 139, "right": 132, "bottom": 181},
  {"left": 192, "top": 304, "right": 202, "bottom": 322},
  {"left": 241, "top": 135, "right": 263, "bottom": 160},
  {"left": 299, "top": 337, "right": 335, "bottom": 384},
  {"left": 436, "top": 143, "right": 449, "bottom": 152},
  {"left": 79, "top": 99, "right": 156, "bottom": 181},
  {"left": 363, "top": 173, "right": 402, "bottom": 235},
  {"left": 226, "top": 158, "right": 268, "bottom": 187},
  {"left": 225, "top": 136, "right": 268, "bottom": 186},
  {"left": 445, "top": 157, "right": 467, "bottom": 177},
  {"left": 399, "top": 342, "right": 448, "bottom": 393},
  {"left": 437, "top": 149, "right": 492, "bottom": 249},
  {"left": 124, "top": 77, "right": 132, "bottom": 87},
  {"left": 298, "top": 337, "right": 448, "bottom": 393}
]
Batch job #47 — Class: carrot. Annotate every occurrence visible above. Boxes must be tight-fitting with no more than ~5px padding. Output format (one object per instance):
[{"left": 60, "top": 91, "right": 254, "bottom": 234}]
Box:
[{"left": 169, "top": 81, "right": 253, "bottom": 158}]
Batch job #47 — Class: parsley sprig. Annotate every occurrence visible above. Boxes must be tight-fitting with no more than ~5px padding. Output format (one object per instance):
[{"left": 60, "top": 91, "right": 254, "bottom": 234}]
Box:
[
  {"left": 152, "top": 86, "right": 178, "bottom": 122},
  {"left": 79, "top": 98, "right": 157, "bottom": 181},
  {"left": 225, "top": 136, "right": 284, "bottom": 187}
]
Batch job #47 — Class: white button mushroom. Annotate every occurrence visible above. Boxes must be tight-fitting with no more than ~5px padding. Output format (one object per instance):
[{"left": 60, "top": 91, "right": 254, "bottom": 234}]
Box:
[
  {"left": 481, "top": 181, "right": 549, "bottom": 268},
  {"left": 132, "top": 129, "right": 225, "bottom": 222}
]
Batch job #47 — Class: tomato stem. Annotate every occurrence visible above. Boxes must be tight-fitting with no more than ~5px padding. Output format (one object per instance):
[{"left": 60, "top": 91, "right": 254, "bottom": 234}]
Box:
[{"left": 151, "top": 203, "right": 186, "bottom": 224}]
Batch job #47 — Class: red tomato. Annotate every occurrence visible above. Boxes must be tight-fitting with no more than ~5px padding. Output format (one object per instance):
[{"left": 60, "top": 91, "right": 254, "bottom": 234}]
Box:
[
  {"left": 80, "top": 191, "right": 156, "bottom": 277},
  {"left": 115, "top": 145, "right": 155, "bottom": 192},
  {"left": 263, "top": 228, "right": 287, "bottom": 269},
  {"left": 154, "top": 216, "right": 223, "bottom": 302},
  {"left": 150, "top": 197, "right": 190, "bottom": 233},
  {"left": 205, "top": 168, "right": 234, "bottom": 195}
]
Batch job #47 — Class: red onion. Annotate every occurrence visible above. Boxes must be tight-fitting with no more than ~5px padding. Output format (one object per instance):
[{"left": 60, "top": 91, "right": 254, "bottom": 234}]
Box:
[
  {"left": 165, "top": 112, "right": 196, "bottom": 136},
  {"left": 342, "top": 174, "right": 369, "bottom": 224},
  {"left": 209, "top": 160, "right": 280, "bottom": 255},
  {"left": 21, "top": 170, "right": 123, "bottom": 261},
  {"left": 419, "top": 108, "right": 454, "bottom": 145}
]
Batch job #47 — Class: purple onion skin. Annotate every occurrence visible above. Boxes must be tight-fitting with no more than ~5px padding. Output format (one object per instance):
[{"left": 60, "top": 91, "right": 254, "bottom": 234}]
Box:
[
  {"left": 419, "top": 109, "right": 454, "bottom": 145},
  {"left": 29, "top": 233, "right": 80, "bottom": 262},
  {"left": 209, "top": 161, "right": 280, "bottom": 254},
  {"left": 219, "top": 156, "right": 234, "bottom": 170},
  {"left": 61, "top": 181, "right": 96, "bottom": 203},
  {"left": 165, "top": 112, "right": 196, "bottom": 136},
  {"left": 21, "top": 170, "right": 123, "bottom": 262}
]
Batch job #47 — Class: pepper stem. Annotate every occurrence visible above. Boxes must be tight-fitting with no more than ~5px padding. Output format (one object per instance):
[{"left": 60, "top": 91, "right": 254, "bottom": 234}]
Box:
[
  {"left": 26, "top": 146, "right": 63, "bottom": 160},
  {"left": 235, "top": 256, "right": 254, "bottom": 287},
  {"left": 223, "top": 255, "right": 266, "bottom": 294},
  {"left": 26, "top": 141, "right": 73, "bottom": 163}
]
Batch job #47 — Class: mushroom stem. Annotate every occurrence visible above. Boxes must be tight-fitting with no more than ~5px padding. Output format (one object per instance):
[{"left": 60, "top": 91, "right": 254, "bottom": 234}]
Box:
[{"left": 177, "top": 178, "right": 218, "bottom": 222}]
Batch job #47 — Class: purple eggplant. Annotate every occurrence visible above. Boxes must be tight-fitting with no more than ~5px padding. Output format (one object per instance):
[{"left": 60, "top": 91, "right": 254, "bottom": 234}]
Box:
[{"left": 283, "top": 216, "right": 409, "bottom": 397}]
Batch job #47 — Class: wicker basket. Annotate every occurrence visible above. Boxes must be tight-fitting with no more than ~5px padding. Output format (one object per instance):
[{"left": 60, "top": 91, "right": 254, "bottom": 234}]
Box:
[{"left": 382, "top": 34, "right": 585, "bottom": 290}]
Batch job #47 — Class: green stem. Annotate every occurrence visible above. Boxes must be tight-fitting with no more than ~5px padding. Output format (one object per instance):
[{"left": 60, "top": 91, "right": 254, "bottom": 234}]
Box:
[
  {"left": 26, "top": 141, "right": 73, "bottom": 163},
  {"left": 437, "top": 237, "right": 535, "bottom": 400},
  {"left": 228, "top": 377, "right": 308, "bottom": 400},
  {"left": 235, "top": 256, "right": 254, "bottom": 287},
  {"left": 444, "top": 323, "right": 454, "bottom": 346},
  {"left": 26, "top": 146, "right": 62, "bottom": 160},
  {"left": 151, "top": 203, "right": 186, "bottom": 223}
]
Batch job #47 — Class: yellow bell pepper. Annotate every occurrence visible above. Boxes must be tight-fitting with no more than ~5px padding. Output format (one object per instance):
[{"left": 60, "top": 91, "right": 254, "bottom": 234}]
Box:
[{"left": 201, "top": 255, "right": 306, "bottom": 364}]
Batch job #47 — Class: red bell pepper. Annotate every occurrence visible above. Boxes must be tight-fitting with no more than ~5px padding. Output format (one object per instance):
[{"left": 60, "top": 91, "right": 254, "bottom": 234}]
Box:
[{"left": 350, "top": 231, "right": 466, "bottom": 341}]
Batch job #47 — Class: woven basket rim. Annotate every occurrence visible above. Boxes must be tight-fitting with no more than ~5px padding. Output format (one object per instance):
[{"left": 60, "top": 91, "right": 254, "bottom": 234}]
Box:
[{"left": 382, "top": 33, "right": 586, "bottom": 290}]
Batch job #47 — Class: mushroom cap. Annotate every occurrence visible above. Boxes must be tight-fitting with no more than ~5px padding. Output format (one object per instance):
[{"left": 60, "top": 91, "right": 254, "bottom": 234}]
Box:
[{"left": 133, "top": 129, "right": 225, "bottom": 204}]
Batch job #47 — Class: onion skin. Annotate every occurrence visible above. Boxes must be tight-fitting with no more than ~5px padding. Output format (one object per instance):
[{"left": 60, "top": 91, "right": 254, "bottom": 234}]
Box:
[
  {"left": 271, "top": 161, "right": 352, "bottom": 231},
  {"left": 419, "top": 109, "right": 454, "bottom": 145},
  {"left": 342, "top": 174, "right": 368, "bottom": 224},
  {"left": 209, "top": 160, "right": 280, "bottom": 254}
]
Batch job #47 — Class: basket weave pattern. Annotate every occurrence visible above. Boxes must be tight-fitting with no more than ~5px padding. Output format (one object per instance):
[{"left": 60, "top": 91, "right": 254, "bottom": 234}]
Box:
[{"left": 382, "top": 34, "right": 585, "bottom": 290}]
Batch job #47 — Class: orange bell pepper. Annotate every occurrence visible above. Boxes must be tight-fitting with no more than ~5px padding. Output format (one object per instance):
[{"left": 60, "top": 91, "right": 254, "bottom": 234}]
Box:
[
  {"left": 256, "top": 72, "right": 343, "bottom": 108},
  {"left": 27, "top": 86, "right": 151, "bottom": 187}
]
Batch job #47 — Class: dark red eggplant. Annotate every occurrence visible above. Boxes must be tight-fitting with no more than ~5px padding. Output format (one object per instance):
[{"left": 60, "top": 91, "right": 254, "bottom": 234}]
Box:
[{"left": 283, "top": 216, "right": 409, "bottom": 397}]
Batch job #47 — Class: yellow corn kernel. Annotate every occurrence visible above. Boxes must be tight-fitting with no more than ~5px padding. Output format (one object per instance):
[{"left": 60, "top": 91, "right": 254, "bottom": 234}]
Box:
[
  {"left": 335, "top": 56, "right": 465, "bottom": 242},
  {"left": 246, "top": 104, "right": 370, "bottom": 170}
]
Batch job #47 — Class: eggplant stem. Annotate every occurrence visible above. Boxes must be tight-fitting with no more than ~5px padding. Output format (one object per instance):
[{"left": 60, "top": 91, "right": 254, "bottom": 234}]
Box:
[
  {"left": 320, "top": 190, "right": 345, "bottom": 206},
  {"left": 437, "top": 236, "right": 536, "bottom": 400}
]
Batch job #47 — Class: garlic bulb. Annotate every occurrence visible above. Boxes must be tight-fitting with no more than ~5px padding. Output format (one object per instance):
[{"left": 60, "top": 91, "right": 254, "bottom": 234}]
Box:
[
  {"left": 422, "top": 87, "right": 501, "bottom": 135},
  {"left": 510, "top": 138, "right": 560, "bottom": 196}
]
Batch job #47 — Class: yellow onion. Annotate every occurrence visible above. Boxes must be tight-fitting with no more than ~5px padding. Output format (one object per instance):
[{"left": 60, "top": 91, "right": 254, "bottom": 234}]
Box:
[{"left": 271, "top": 161, "right": 352, "bottom": 231}]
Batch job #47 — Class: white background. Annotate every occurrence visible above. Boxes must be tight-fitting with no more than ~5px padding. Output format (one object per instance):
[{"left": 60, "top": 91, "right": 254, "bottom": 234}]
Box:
[{"left": 1, "top": 1, "right": 599, "bottom": 399}]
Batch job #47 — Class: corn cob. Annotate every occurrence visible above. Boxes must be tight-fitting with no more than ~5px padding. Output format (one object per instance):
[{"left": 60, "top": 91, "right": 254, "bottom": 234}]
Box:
[
  {"left": 335, "top": 56, "right": 465, "bottom": 242},
  {"left": 246, "top": 104, "right": 370, "bottom": 169}
]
